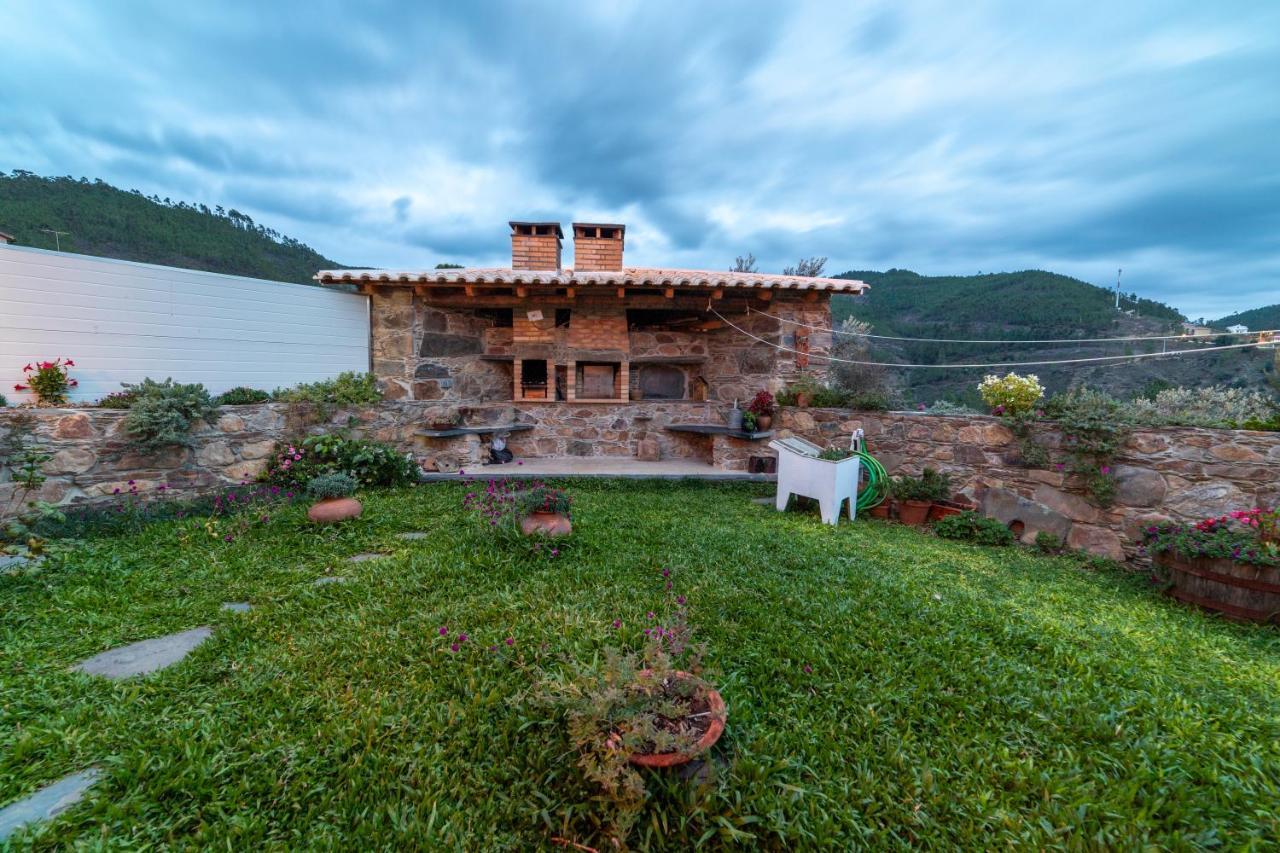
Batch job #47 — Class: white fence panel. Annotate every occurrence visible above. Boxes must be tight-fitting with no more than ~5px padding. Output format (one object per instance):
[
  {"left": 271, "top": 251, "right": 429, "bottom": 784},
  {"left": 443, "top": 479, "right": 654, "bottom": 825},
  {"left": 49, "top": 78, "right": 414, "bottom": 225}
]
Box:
[{"left": 0, "top": 245, "right": 369, "bottom": 404}]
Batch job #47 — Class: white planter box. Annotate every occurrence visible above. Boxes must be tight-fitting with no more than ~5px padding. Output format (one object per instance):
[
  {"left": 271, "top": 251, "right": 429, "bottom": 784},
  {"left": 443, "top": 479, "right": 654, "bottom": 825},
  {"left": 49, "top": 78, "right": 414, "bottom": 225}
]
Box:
[{"left": 769, "top": 437, "right": 861, "bottom": 525}]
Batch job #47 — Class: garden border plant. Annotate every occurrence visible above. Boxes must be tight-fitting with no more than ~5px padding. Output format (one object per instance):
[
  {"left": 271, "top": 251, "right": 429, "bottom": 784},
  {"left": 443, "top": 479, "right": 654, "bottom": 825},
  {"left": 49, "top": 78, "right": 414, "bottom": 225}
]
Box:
[{"left": 121, "top": 378, "right": 217, "bottom": 453}]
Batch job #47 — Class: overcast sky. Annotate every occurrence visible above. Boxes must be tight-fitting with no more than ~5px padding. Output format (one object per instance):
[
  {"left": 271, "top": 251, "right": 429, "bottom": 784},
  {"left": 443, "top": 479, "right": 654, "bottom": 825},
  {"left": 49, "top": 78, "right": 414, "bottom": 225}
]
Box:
[{"left": 3, "top": 1, "right": 1278, "bottom": 318}]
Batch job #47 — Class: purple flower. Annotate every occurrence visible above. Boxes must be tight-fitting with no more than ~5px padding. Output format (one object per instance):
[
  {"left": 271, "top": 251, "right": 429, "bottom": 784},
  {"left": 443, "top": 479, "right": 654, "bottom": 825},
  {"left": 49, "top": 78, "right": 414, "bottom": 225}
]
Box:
[
  {"left": 128, "top": 479, "right": 135, "bottom": 485},
  {"left": 158, "top": 484, "right": 168, "bottom": 492},
  {"left": 676, "top": 595, "right": 686, "bottom": 605},
  {"left": 438, "top": 626, "right": 448, "bottom": 636},
  {"left": 458, "top": 469, "right": 466, "bottom": 476},
  {"left": 646, "top": 611, "right": 655, "bottom": 620},
  {"left": 457, "top": 633, "right": 468, "bottom": 644},
  {"left": 550, "top": 549, "right": 559, "bottom": 557},
  {"left": 611, "top": 619, "right": 622, "bottom": 629},
  {"left": 517, "top": 460, "right": 523, "bottom": 465},
  {"left": 1100, "top": 466, "right": 1111, "bottom": 475},
  {"left": 449, "top": 643, "right": 459, "bottom": 653},
  {"left": 661, "top": 568, "right": 671, "bottom": 578},
  {"left": 802, "top": 663, "right": 813, "bottom": 674},
  {"left": 223, "top": 535, "right": 234, "bottom": 542},
  {"left": 505, "top": 636, "right": 514, "bottom": 646},
  {"left": 488, "top": 644, "right": 498, "bottom": 652},
  {"left": 113, "top": 488, "right": 120, "bottom": 495}
]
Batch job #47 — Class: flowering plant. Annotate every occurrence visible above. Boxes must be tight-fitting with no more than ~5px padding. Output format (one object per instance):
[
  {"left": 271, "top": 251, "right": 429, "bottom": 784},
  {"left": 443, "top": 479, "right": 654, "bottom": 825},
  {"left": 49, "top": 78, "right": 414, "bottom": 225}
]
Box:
[
  {"left": 14, "top": 358, "right": 77, "bottom": 406},
  {"left": 518, "top": 484, "right": 572, "bottom": 517},
  {"left": 1143, "top": 508, "right": 1279, "bottom": 567},
  {"left": 746, "top": 390, "right": 776, "bottom": 417},
  {"left": 463, "top": 479, "right": 570, "bottom": 557},
  {"left": 978, "top": 372, "right": 1043, "bottom": 416}
]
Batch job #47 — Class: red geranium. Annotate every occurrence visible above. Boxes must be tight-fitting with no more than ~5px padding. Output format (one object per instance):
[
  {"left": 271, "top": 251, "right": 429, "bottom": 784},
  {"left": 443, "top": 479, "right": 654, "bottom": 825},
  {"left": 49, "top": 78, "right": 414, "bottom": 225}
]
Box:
[{"left": 15, "top": 357, "right": 78, "bottom": 406}]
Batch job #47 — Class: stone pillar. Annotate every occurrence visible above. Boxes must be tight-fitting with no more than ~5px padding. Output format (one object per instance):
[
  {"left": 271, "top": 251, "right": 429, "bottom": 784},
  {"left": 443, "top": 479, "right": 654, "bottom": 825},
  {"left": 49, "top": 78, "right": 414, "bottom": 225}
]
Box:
[{"left": 370, "top": 289, "right": 414, "bottom": 400}]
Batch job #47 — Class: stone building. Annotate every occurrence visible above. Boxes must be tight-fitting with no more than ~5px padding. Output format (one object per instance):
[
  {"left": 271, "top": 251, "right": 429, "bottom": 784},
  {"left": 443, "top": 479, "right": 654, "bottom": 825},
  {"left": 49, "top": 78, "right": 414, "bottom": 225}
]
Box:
[{"left": 315, "top": 220, "right": 867, "bottom": 469}]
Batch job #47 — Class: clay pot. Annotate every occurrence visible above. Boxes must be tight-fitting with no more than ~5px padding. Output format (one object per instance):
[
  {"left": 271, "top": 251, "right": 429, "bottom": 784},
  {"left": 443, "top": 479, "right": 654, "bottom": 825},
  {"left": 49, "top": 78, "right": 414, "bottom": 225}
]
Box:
[
  {"left": 868, "top": 501, "right": 893, "bottom": 520},
  {"left": 629, "top": 671, "right": 727, "bottom": 768},
  {"left": 927, "top": 499, "right": 974, "bottom": 521},
  {"left": 755, "top": 414, "right": 773, "bottom": 430},
  {"left": 307, "top": 497, "right": 363, "bottom": 524},
  {"left": 520, "top": 511, "right": 572, "bottom": 537},
  {"left": 794, "top": 392, "right": 813, "bottom": 408},
  {"left": 897, "top": 500, "right": 932, "bottom": 525}
]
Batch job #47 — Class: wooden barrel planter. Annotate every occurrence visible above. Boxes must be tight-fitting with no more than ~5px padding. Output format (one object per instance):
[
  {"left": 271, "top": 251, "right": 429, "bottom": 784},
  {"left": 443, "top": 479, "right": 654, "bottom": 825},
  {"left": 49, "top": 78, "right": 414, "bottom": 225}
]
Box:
[{"left": 1156, "top": 552, "right": 1280, "bottom": 624}]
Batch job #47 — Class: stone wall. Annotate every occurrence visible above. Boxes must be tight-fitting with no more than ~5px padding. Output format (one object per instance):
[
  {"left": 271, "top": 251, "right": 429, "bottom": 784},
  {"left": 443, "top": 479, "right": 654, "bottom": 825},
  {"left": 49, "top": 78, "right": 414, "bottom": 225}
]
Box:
[{"left": 773, "top": 408, "right": 1280, "bottom": 560}]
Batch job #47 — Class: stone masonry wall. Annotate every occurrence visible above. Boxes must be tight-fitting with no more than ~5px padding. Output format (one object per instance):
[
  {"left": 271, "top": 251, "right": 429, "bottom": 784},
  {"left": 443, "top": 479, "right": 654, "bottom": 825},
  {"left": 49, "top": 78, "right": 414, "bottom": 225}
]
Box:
[{"left": 773, "top": 408, "right": 1280, "bottom": 560}]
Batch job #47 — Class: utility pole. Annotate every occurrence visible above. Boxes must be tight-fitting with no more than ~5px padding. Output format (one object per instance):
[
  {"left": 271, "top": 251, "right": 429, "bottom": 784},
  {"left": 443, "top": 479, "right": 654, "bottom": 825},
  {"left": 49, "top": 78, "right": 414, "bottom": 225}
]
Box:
[
  {"left": 40, "top": 229, "right": 70, "bottom": 251},
  {"left": 1115, "top": 268, "right": 1122, "bottom": 310}
]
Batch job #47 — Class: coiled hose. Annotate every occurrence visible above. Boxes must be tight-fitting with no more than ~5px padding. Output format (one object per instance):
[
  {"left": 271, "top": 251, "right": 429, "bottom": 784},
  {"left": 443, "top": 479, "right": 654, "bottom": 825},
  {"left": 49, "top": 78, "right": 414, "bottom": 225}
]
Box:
[{"left": 854, "top": 448, "right": 889, "bottom": 513}]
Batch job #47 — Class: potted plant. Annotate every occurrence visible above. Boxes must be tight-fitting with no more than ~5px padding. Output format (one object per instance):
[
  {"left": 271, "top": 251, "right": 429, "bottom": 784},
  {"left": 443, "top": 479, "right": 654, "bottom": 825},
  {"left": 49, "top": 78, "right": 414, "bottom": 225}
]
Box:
[
  {"left": 747, "top": 390, "right": 776, "bottom": 430},
  {"left": 306, "top": 472, "right": 362, "bottom": 523},
  {"left": 742, "top": 411, "right": 758, "bottom": 433},
  {"left": 1144, "top": 509, "right": 1280, "bottom": 623},
  {"left": 787, "top": 373, "right": 820, "bottom": 408},
  {"left": 889, "top": 473, "right": 935, "bottom": 525},
  {"left": 540, "top": 609, "right": 724, "bottom": 846},
  {"left": 519, "top": 484, "right": 572, "bottom": 537},
  {"left": 918, "top": 469, "right": 971, "bottom": 520},
  {"left": 13, "top": 358, "right": 78, "bottom": 406}
]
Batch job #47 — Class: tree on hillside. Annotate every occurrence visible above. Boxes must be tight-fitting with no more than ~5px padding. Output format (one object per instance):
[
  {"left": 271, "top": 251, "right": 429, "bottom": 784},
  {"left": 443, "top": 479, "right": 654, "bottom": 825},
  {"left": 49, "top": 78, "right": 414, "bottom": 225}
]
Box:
[{"left": 784, "top": 257, "right": 827, "bottom": 277}]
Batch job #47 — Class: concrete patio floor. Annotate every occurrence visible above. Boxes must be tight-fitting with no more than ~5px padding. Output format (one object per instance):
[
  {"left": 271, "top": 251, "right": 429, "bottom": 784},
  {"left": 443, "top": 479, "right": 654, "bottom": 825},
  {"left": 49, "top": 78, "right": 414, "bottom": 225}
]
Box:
[{"left": 421, "top": 457, "right": 774, "bottom": 481}]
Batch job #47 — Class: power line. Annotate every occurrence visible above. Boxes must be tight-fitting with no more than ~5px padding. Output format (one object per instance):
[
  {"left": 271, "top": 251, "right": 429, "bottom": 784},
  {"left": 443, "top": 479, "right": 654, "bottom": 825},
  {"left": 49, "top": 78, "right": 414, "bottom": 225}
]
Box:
[
  {"left": 749, "top": 306, "right": 1276, "bottom": 345},
  {"left": 711, "top": 307, "right": 1272, "bottom": 370}
]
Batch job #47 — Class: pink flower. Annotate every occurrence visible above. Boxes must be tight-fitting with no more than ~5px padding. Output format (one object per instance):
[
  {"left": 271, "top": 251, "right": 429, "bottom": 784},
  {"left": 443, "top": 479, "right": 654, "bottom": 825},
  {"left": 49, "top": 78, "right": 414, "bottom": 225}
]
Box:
[
  {"left": 438, "top": 626, "right": 448, "bottom": 636},
  {"left": 13, "top": 384, "right": 26, "bottom": 391},
  {"left": 505, "top": 636, "right": 514, "bottom": 646},
  {"left": 449, "top": 643, "right": 459, "bottom": 652}
]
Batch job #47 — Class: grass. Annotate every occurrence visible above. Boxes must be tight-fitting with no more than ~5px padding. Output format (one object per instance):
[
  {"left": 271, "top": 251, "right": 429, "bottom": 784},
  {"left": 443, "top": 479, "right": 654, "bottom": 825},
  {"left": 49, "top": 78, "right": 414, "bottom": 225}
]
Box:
[{"left": 2, "top": 481, "right": 1279, "bottom": 848}]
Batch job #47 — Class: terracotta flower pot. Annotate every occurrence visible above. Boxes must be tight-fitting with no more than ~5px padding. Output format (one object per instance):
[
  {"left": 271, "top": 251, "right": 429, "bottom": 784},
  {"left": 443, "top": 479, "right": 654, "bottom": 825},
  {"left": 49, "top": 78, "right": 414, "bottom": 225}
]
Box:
[
  {"left": 794, "top": 392, "right": 813, "bottom": 408},
  {"left": 755, "top": 414, "right": 773, "bottom": 430},
  {"left": 629, "top": 671, "right": 727, "bottom": 768},
  {"left": 307, "top": 497, "right": 363, "bottom": 524},
  {"left": 897, "top": 500, "right": 932, "bottom": 525},
  {"left": 868, "top": 501, "right": 892, "bottom": 520},
  {"left": 521, "top": 511, "right": 572, "bottom": 537},
  {"left": 928, "top": 499, "right": 975, "bottom": 521}
]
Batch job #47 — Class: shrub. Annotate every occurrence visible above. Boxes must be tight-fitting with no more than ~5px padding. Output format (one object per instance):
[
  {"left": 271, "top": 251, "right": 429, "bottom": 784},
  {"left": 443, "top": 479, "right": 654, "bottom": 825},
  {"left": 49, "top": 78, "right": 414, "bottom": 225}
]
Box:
[
  {"left": 519, "top": 484, "right": 572, "bottom": 516},
  {"left": 214, "top": 386, "right": 271, "bottom": 406},
  {"left": 1034, "top": 531, "right": 1064, "bottom": 554},
  {"left": 122, "top": 378, "right": 217, "bottom": 452},
  {"left": 273, "top": 371, "right": 381, "bottom": 408},
  {"left": 13, "top": 358, "right": 78, "bottom": 406},
  {"left": 307, "top": 472, "right": 357, "bottom": 500},
  {"left": 817, "top": 445, "right": 855, "bottom": 460},
  {"left": 95, "top": 387, "right": 141, "bottom": 409},
  {"left": 1046, "top": 388, "right": 1133, "bottom": 507},
  {"left": 1143, "top": 510, "right": 1278, "bottom": 567},
  {"left": 978, "top": 372, "right": 1044, "bottom": 416},
  {"left": 919, "top": 468, "right": 952, "bottom": 502},
  {"left": 935, "top": 511, "right": 1015, "bottom": 546},
  {"left": 0, "top": 392, "right": 6, "bottom": 407},
  {"left": 260, "top": 432, "right": 418, "bottom": 489},
  {"left": 1128, "top": 386, "right": 1279, "bottom": 428},
  {"left": 920, "top": 400, "right": 979, "bottom": 416}
]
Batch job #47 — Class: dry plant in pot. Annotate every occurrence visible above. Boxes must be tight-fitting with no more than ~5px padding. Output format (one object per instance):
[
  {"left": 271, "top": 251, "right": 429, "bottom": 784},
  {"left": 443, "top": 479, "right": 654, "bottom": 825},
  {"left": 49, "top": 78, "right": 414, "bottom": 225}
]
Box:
[{"left": 305, "top": 472, "right": 362, "bottom": 523}]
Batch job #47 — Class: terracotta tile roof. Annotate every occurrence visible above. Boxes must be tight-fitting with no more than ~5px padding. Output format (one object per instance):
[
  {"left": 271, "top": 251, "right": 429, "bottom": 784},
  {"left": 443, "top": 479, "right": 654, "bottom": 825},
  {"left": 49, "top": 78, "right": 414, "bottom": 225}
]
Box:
[{"left": 314, "top": 266, "right": 868, "bottom": 293}]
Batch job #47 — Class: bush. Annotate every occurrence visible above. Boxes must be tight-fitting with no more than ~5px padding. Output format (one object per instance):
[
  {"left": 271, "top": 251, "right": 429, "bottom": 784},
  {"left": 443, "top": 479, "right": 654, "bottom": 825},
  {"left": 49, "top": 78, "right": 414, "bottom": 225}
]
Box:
[
  {"left": 214, "top": 386, "right": 271, "bottom": 406},
  {"left": 1034, "top": 531, "right": 1064, "bottom": 554},
  {"left": 14, "top": 358, "right": 78, "bottom": 406},
  {"left": 95, "top": 388, "right": 141, "bottom": 409},
  {"left": 1128, "top": 386, "right": 1279, "bottom": 428},
  {"left": 122, "top": 378, "right": 217, "bottom": 452},
  {"left": 519, "top": 485, "right": 572, "bottom": 516},
  {"left": 0, "top": 392, "right": 6, "bottom": 407},
  {"left": 920, "top": 400, "right": 979, "bottom": 416},
  {"left": 978, "top": 372, "right": 1044, "bottom": 416},
  {"left": 307, "top": 472, "right": 357, "bottom": 500},
  {"left": 890, "top": 469, "right": 948, "bottom": 503},
  {"left": 273, "top": 371, "right": 381, "bottom": 408},
  {"left": 935, "top": 511, "right": 1015, "bottom": 546},
  {"left": 260, "top": 432, "right": 418, "bottom": 489}
]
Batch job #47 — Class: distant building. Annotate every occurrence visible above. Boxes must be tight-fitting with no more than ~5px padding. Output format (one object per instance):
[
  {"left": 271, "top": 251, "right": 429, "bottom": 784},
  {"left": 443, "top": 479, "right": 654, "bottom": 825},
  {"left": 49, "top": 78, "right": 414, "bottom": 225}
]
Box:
[
  {"left": 0, "top": 230, "right": 15, "bottom": 245},
  {"left": 1182, "top": 323, "right": 1214, "bottom": 337},
  {"left": 1226, "top": 324, "right": 1249, "bottom": 334}
]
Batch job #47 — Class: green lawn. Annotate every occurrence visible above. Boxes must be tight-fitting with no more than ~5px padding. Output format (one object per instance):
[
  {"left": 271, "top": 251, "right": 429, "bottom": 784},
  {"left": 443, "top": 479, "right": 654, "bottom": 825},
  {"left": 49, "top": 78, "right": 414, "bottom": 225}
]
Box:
[{"left": 2, "top": 481, "right": 1278, "bottom": 848}]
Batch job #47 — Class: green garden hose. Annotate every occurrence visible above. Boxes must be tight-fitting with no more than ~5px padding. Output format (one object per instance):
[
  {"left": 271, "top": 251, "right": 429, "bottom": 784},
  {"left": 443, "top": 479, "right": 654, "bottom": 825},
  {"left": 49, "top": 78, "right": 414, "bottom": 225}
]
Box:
[{"left": 854, "top": 449, "right": 889, "bottom": 512}]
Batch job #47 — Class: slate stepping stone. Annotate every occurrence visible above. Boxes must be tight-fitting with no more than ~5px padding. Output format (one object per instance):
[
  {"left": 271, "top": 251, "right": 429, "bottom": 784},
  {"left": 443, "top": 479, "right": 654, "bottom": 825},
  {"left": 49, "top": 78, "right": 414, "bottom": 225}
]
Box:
[
  {"left": 221, "top": 602, "right": 252, "bottom": 613},
  {"left": 348, "top": 553, "right": 388, "bottom": 563},
  {"left": 312, "top": 576, "right": 345, "bottom": 586},
  {"left": 0, "top": 768, "right": 101, "bottom": 841},
  {"left": 751, "top": 496, "right": 775, "bottom": 506},
  {"left": 74, "top": 627, "right": 213, "bottom": 679},
  {"left": 397, "top": 532, "right": 429, "bottom": 541},
  {"left": 0, "top": 553, "right": 41, "bottom": 572}
]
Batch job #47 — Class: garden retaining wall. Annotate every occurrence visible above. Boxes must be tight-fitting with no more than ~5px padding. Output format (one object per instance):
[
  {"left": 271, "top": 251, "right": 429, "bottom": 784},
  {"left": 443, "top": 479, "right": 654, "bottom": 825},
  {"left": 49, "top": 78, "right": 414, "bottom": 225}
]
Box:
[{"left": 3, "top": 403, "right": 1277, "bottom": 561}]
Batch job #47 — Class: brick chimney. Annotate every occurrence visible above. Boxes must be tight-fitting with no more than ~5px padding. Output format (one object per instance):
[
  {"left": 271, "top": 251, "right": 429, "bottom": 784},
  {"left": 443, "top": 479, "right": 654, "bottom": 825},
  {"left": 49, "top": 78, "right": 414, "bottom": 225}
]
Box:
[
  {"left": 510, "top": 221, "right": 563, "bottom": 270},
  {"left": 572, "top": 223, "right": 625, "bottom": 271}
]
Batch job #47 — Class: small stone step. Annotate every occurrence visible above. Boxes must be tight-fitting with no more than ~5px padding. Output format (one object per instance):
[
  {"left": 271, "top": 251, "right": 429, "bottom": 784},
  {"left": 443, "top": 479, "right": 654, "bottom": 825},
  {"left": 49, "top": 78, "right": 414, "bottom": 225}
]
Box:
[
  {"left": 396, "top": 532, "right": 429, "bottom": 541},
  {"left": 312, "top": 576, "right": 345, "bottom": 586},
  {"left": 0, "top": 768, "right": 101, "bottom": 841},
  {"left": 348, "top": 553, "right": 388, "bottom": 563},
  {"left": 221, "top": 602, "right": 252, "bottom": 613},
  {"left": 74, "top": 628, "right": 213, "bottom": 679}
]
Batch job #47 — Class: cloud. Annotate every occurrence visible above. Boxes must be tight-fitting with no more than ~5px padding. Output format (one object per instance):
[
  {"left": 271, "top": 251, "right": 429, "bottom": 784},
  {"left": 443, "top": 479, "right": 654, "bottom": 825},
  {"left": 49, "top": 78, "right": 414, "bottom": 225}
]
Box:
[{"left": 1, "top": 0, "right": 1278, "bottom": 318}]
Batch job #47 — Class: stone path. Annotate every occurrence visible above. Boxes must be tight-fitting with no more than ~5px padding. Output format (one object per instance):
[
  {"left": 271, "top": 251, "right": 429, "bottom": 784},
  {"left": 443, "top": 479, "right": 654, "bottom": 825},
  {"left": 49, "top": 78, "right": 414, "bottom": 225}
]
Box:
[
  {"left": 74, "top": 627, "right": 213, "bottom": 679},
  {"left": 0, "top": 768, "right": 101, "bottom": 841},
  {"left": 312, "top": 576, "right": 345, "bottom": 586},
  {"left": 347, "top": 553, "right": 388, "bottom": 563},
  {"left": 0, "top": 553, "right": 41, "bottom": 572},
  {"left": 221, "top": 602, "right": 252, "bottom": 613},
  {"left": 396, "top": 532, "right": 429, "bottom": 541}
]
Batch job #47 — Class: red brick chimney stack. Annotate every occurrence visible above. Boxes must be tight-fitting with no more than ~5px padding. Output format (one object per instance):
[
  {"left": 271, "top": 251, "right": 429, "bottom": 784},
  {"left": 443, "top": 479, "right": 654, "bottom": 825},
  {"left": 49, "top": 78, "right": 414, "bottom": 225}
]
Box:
[
  {"left": 510, "top": 221, "right": 563, "bottom": 270},
  {"left": 572, "top": 223, "right": 625, "bottom": 271}
]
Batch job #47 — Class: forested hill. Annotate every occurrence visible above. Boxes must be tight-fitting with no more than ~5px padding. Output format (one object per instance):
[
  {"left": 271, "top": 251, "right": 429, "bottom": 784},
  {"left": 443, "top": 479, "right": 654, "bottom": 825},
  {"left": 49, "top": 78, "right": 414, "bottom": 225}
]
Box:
[
  {"left": 832, "top": 268, "right": 1184, "bottom": 338},
  {"left": 1214, "top": 304, "right": 1280, "bottom": 332},
  {"left": 0, "top": 171, "right": 341, "bottom": 284},
  {"left": 829, "top": 269, "right": 1278, "bottom": 404}
]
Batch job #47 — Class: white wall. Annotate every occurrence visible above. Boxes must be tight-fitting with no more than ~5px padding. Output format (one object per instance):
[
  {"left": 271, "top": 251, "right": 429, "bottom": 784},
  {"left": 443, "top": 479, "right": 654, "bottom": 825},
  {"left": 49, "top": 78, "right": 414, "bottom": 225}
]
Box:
[{"left": 0, "top": 245, "right": 369, "bottom": 404}]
